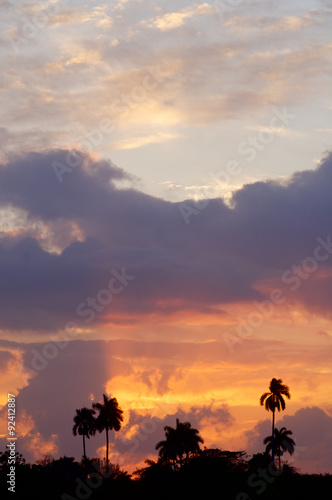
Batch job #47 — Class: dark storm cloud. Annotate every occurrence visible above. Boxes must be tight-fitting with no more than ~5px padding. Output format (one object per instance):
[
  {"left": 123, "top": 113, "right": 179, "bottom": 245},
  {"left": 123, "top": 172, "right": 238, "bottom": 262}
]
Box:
[
  {"left": 229, "top": 154, "right": 332, "bottom": 268},
  {"left": 1, "top": 149, "right": 332, "bottom": 330},
  {"left": 0, "top": 149, "right": 128, "bottom": 219},
  {"left": 245, "top": 406, "right": 332, "bottom": 474}
]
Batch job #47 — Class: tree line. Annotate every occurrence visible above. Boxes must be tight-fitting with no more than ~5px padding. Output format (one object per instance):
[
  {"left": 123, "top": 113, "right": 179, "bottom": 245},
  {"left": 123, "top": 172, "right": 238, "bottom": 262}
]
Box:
[
  {"left": 73, "top": 377, "right": 295, "bottom": 472},
  {"left": 2, "top": 377, "right": 325, "bottom": 500}
]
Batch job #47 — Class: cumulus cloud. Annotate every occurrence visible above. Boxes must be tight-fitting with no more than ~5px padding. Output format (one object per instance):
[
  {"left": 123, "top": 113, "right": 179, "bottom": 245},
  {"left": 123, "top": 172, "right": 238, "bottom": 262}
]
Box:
[
  {"left": 1, "top": 150, "right": 332, "bottom": 330},
  {"left": 245, "top": 406, "right": 332, "bottom": 474},
  {"left": 0, "top": 335, "right": 331, "bottom": 470},
  {"left": 0, "top": 337, "right": 234, "bottom": 465},
  {"left": 0, "top": 339, "right": 132, "bottom": 461},
  {"left": 109, "top": 401, "right": 233, "bottom": 471}
]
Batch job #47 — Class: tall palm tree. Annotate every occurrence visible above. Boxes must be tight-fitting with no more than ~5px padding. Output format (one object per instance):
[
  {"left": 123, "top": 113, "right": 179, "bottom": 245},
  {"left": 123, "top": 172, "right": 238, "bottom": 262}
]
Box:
[
  {"left": 72, "top": 407, "right": 96, "bottom": 460},
  {"left": 264, "top": 427, "right": 295, "bottom": 470},
  {"left": 92, "top": 394, "right": 123, "bottom": 472},
  {"left": 260, "top": 378, "right": 291, "bottom": 465},
  {"left": 155, "top": 418, "right": 203, "bottom": 468}
]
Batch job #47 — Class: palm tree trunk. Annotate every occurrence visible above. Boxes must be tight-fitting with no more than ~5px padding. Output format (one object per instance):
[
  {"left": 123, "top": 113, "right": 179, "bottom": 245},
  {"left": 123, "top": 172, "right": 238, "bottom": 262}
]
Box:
[
  {"left": 83, "top": 433, "right": 86, "bottom": 460},
  {"left": 271, "top": 408, "right": 275, "bottom": 465},
  {"left": 106, "top": 427, "right": 109, "bottom": 472}
]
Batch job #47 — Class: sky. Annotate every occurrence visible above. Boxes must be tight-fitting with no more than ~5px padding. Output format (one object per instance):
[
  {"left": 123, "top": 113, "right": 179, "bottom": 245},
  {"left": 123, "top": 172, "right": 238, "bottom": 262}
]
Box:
[{"left": 0, "top": 0, "right": 332, "bottom": 475}]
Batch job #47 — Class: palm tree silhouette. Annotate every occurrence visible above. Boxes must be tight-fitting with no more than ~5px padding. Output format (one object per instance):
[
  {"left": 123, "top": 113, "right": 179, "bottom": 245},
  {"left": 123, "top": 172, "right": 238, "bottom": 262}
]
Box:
[
  {"left": 155, "top": 424, "right": 178, "bottom": 467},
  {"left": 92, "top": 394, "right": 123, "bottom": 472},
  {"left": 264, "top": 427, "right": 295, "bottom": 470},
  {"left": 155, "top": 418, "right": 203, "bottom": 468},
  {"left": 260, "top": 378, "right": 291, "bottom": 465},
  {"left": 72, "top": 407, "right": 96, "bottom": 460}
]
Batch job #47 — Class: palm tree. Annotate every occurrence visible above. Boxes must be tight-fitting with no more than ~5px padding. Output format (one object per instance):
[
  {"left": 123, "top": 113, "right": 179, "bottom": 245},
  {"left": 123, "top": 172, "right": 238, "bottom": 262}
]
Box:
[
  {"left": 260, "top": 378, "right": 291, "bottom": 465},
  {"left": 72, "top": 407, "right": 96, "bottom": 460},
  {"left": 92, "top": 394, "right": 123, "bottom": 472},
  {"left": 155, "top": 422, "right": 179, "bottom": 468},
  {"left": 264, "top": 427, "right": 295, "bottom": 470},
  {"left": 155, "top": 418, "right": 203, "bottom": 468},
  {"left": 176, "top": 420, "right": 204, "bottom": 461}
]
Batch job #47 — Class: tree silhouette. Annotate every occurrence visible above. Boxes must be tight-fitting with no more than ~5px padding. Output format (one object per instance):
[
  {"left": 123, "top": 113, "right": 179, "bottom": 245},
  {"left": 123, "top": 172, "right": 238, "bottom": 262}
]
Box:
[
  {"left": 0, "top": 450, "right": 26, "bottom": 466},
  {"left": 133, "top": 458, "right": 173, "bottom": 481},
  {"left": 155, "top": 418, "right": 203, "bottom": 468},
  {"left": 92, "top": 394, "right": 123, "bottom": 472},
  {"left": 72, "top": 407, "right": 96, "bottom": 460},
  {"left": 264, "top": 427, "right": 295, "bottom": 470},
  {"left": 260, "top": 378, "right": 290, "bottom": 465},
  {"left": 155, "top": 422, "right": 178, "bottom": 467}
]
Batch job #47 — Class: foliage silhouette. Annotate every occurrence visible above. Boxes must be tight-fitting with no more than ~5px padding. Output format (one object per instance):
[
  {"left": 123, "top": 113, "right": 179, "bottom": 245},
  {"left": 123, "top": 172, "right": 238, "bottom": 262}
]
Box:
[
  {"left": 133, "top": 458, "right": 174, "bottom": 481},
  {"left": 0, "top": 445, "right": 332, "bottom": 500},
  {"left": 2, "top": 390, "right": 331, "bottom": 500},
  {"left": 155, "top": 418, "right": 204, "bottom": 468},
  {"left": 264, "top": 426, "right": 295, "bottom": 470}
]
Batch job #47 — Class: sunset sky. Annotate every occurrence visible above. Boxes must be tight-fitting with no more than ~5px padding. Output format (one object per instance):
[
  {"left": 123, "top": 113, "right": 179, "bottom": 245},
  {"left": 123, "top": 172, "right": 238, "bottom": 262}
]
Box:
[{"left": 0, "top": 0, "right": 332, "bottom": 475}]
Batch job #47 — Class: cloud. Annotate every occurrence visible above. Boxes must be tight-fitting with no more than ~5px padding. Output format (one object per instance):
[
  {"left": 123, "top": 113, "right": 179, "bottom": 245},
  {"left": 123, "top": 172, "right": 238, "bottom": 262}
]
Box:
[
  {"left": 1, "top": 150, "right": 332, "bottom": 330},
  {"left": 0, "top": 337, "right": 234, "bottom": 466},
  {"left": 145, "top": 4, "right": 214, "bottom": 32},
  {"left": 245, "top": 407, "right": 332, "bottom": 473},
  {"left": 111, "top": 401, "right": 233, "bottom": 471},
  {"left": 223, "top": 11, "right": 320, "bottom": 34},
  {"left": 1, "top": 336, "right": 331, "bottom": 470},
  {"left": 1, "top": 2, "right": 331, "bottom": 154},
  {"left": 0, "top": 350, "right": 15, "bottom": 372},
  {"left": 0, "top": 339, "right": 132, "bottom": 461}
]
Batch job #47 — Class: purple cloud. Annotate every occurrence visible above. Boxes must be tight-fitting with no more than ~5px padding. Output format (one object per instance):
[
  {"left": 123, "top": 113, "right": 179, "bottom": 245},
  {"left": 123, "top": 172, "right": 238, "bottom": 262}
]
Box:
[{"left": 1, "top": 150, "right": 332, "bottom": 331}]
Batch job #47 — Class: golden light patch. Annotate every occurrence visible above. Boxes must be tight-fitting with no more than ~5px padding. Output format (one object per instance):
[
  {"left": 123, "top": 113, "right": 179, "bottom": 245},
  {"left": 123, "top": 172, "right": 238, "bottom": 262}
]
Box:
[
  {"left": 26, "top": 432, "right": 59, "bottom": 460},
  {"left": 0, "top": 408, "right": 58, "bottom": 460},
  {"left": 0, "top": 349, "right": 30, "bottom": 406},
  {"left": 111, "top": 133, "right": 178, "bottom": 151},
  {"left": 97, "top": 18, "right": 113, "bottom": 29},
  {"left": 16, "top": 410, "right": 35, "bottom": 436},
  {"left": 96, "top": 444, "right": 106, "bottom": 461},
  {"left": 65, "top": 50, "right": 101, "bottom": 66},
  {"left": 149, "top": 3, "right": 213, "bottom": 32},
  {"left": 109, "top": 39, "right": 119, "bottom": 47},
  {"left": 196, "top": 3, "right": 215, "bottom": 15}
]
